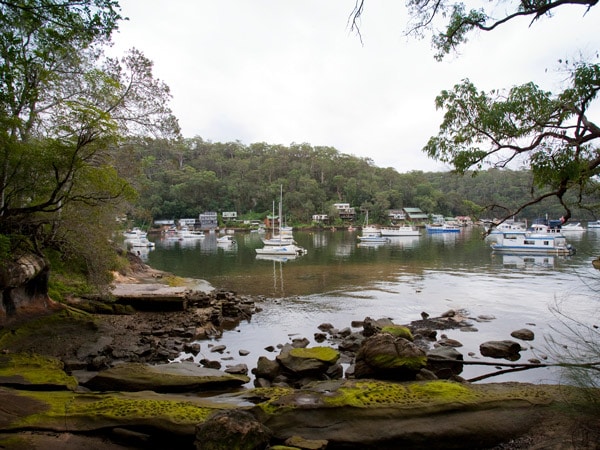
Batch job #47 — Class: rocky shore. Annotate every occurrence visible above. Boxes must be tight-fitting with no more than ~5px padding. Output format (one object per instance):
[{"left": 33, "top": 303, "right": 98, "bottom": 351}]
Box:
[{"left": 0, "top": 252, "right": 597, "bottom": 449}]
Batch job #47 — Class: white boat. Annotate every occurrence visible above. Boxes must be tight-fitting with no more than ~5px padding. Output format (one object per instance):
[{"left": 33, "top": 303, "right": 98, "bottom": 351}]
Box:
[
  {"left": 560, "top": 222, "right": 586, "bottom": 233},
  {"left": 126, "top": 237, "right": 155, "bottom": 248},
  {"left": 380, "top": 225, "right": 420, "bottom": 237},
  {"left": 216, "top": 235, "right": 236, "bottom": 245},
  {"left": 262, "top": 235, "right": 296, "bottom": 246},
  {"left": 255, "top": 244, "right": 307, "bottom": 256},
  {"left": 357, "top": 211, "right": 389, "bottom": 243},
  {"left": 484, "top": 220, "right": 527, "bottom": 233},
  {"left": 178, "top": 227, "right": 205, "bottom": 239},
  {"left": 587, "top": 220, "right": 600, "bottom": 229},
  {"left": 256, "top": 186, "right": 307, "bottom": 257},
  {"left": 123, "top": 227, "right": 147, "bottom": 239},
  {"left": 489, "top": 229, "right": 575, "bottom": 255}
]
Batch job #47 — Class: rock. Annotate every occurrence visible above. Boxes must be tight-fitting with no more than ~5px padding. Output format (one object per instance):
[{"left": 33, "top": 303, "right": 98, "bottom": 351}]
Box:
[
  {"left": 362, "top": 317, "right": 394, "bottom": 337},
  {"left": 252, "top": 356, "right": 281, "bottom": 381},
  {"left": 284, "top": 435, "right": 328, "bottom": 449},
  {"left": 210, "top": 345, "right": 226, "bottom": 353},
  {"left": 426, "top": 346, "right": 464, "bottom": 379},
  {"left": 480, "top": 340, "right": 522, "bottom": 359},
  {"left": 354, "top": 333, "right": 427, "bottom": 380},
  {"left": 291, "top": 337, "right": 310, "bottom": 348},
  {"left": 83, "top": 362, "right": 249, "bottom": 392},
  {"left": 239, "top": 349, "right": 250, "bottom": 356},
  {"left": 436, "top": 338, "right": 463, "bottom": 347},
  {"left": 314, "top": 332, "right": 327, "bottom": 343},
  {"left": 276, "top": 347, "right": 340, "bottom": 377},
  {"left": 225, "top": 363, "right": 248, "bottom": 375},
  {"left": 510, "top": 328, "right": 535, "bottom": 341},
  {"left": 194, "top": 410, "right": 272, "bottom": 450}
]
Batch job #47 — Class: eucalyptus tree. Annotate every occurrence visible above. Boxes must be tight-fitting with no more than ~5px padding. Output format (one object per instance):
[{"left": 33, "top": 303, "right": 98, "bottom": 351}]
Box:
[{"left": 0, "top": 1, "right": 179, "bottom": 286}]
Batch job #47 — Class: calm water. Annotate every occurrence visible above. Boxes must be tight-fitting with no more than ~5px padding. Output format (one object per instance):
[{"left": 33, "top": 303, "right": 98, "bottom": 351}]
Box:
[{"left": 141, "top": 227, "right": 600, "bottom": 385}]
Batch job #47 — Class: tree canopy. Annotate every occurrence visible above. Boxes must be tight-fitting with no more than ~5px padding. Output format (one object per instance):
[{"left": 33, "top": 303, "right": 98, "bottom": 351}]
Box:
[{"left": 0, "top": 0, "right": 179, "bottom": 287}]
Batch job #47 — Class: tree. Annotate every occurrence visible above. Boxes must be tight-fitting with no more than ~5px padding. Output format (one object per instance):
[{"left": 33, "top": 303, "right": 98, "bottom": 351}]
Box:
[{"left": 0, "top": 1, "right": 179, "bottom": 288}]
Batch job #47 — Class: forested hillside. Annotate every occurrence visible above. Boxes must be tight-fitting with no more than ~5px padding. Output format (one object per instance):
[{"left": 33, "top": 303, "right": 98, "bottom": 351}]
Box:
[{"left": 117, "top": 137, "right": 599, "bottom": 226}]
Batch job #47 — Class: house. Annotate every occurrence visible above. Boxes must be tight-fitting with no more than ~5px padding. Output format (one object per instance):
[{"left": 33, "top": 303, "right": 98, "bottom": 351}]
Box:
[
  {"left": 312, "top": 214, "right": 328, "bottom": 223},
  {"left": 199, "top": 211, "right": 218, "bottom": 230},
  {"left": 333, "top": 203, "right": 356, "bottom": 221},
  {"left": 402, "top": 207, "right": 429, "bottom": 221},
  {"left": 387, "top": 209, "right": 406, "bottom": 220}
]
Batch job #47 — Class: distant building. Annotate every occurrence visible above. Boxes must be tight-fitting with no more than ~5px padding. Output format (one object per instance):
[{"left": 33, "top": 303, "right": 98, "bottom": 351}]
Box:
[
  {"left": 402, "top": 207, "right": 429, "bottom": 221},
  {"left": 199, "top": 211, "right": 218, "bottom": 229},
  {"left": 222, "top": 211, "right": 237, "bottom": 220},
  {"left": 387, "top": 209, "right": 406, "bottom": 220},
  {"left": 179, "top": 218, "right": 197, "bottom": 227},
  {"left": 333, "top": 203, "right": 356, "bottom": 221},
  {"left": 312, "top": 214, "right": 328, "bottom": 222}
]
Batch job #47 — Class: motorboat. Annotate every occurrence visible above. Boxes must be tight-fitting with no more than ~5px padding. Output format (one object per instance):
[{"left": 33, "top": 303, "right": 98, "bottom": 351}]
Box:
[
  {"left": 217, "top": 235, "right": 236, "bottom": 245},
  {"left": 380, "top": 225, "right": 420, "bottom": 237},
  {"left": 560, "top": 222, "right": 586, "bottom": 233},
  {"left": 425, "top": 223, "right": 461, "bottom": 233},
  {"left": 178, "top": 227, "right": 205, "bottom": 239},
  {"left": 488, "top": 229, "right": 575, "bottom": 255},
  {"left": 587, "top": 220, "right": 600, "bottom": 229},
  {"left": 123, "top": 227, "right": 147, "bottom": 239},
  {"left": 125, "top": 237, "right": 155, "bottom": 248}
]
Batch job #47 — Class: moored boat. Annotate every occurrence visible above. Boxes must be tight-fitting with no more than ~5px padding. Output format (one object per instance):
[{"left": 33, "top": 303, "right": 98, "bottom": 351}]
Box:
[
  {"left": 488, "top": 229, "right": 575, "bottom": 255},
  {"left": 560, "top": 222, "right": 586, "bottom": 233},
  {"left": 587, "top": 220, "right": 600, "bottom": 229},
  {"left": 255, "top": 244, "right": 307, "bottom": 256},
  {"left": 380, "top": 225, "right": 420, "bottom": 237}
]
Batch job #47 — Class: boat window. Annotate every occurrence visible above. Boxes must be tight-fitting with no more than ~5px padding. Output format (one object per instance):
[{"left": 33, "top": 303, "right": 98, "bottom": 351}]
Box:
[{"left": 524, "top": 240, "right": 534, "bottom": 245}]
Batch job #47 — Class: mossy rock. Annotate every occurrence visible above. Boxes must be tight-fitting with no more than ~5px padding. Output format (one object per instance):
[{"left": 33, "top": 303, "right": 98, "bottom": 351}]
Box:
[
  {"left": 381, "top": 325, "right": 413, "bottom": 341},
  {"left": 288, "top": 347, "right": 340, "bottom": 364},
  {"left": 0, "top": 388, "right": 224, "bottom": 436},
  {"left": 0, "top": 352, "right": 77, "bottom": 391},
  {"left": 83, "top": 362, "right": 250, "bottom": 393}
]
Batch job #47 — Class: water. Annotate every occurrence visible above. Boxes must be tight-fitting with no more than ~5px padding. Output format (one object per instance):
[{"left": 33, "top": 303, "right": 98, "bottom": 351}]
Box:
[{"left": 141, "top": 227, "right": 600, "bottom": 385}]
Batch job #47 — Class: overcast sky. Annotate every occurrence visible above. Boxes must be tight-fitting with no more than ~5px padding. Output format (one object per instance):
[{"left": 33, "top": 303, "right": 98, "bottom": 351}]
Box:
[{"left": 110, "top": 1, "right": 600, "bottom": 173}]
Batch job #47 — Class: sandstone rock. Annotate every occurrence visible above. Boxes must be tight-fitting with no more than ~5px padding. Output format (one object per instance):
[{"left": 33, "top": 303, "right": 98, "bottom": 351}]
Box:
[
  {"left": 83, "top": 362, "right": 249, "bottom": 392},
  {"left": 194, "top": 410, "right": 272, "bottom": 450}
]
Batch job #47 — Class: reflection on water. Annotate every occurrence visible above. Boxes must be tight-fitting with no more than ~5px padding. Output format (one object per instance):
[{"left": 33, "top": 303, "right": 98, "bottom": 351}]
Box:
[{"left": 146, "top": 227, "right": 600, "bottom": 384}]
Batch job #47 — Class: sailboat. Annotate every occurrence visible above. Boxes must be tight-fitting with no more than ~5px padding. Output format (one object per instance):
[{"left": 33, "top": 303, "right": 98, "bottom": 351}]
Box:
[
  {"left": 357, "top": 211, "right": 389, "bottom": 244},
  {"left": 256, "top": 187, "right": 307, "bottom": 257}
]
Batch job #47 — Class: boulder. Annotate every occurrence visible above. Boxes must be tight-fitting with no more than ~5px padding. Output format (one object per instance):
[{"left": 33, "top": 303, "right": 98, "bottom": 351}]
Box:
[
  {"left": 276, "top": 346, "right": 340, "bottom": 377},
  {"left": 354, "top": 333, "right": 427, "bottom": 380},
  {"left": 426, "top": 346, "right": 464, "bottom": 379},
  {"left": 480, "top": 340, "right": 522, "bottom": 359},
  {"left": 511, "top": 328, "right": 535, "bottom": 341}
]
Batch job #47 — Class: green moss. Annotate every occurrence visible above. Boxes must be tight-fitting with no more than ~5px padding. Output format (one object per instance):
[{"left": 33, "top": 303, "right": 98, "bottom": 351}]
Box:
[
  {"left": 0, "top": 308, "right": 96, "bottom": 349},
  {"left": 288, "top": 347, "right": 339, "bottom": 364},
  {"left": 371, "top": 353, "right": 427, "bottom": 371},
  {"left": 164, "top": 275, "right": 187, "bottom": 287},
  {"left": 381, "top": 325, "right": 414, "bottom": 341},
  {"left": 324, "top": 380, "right": 476, "bottom": 408},
  {"left": 12, "top": 390, "right": 216, "bottom": 429},
  {"left": 0, "top": 352, "right": 78, "bottom": 390}
]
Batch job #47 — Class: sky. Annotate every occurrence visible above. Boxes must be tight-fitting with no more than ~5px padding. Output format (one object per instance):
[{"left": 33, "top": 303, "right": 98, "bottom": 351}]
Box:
[{"left": 109, "top": 1, "right": 600, "bottom": 173}]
